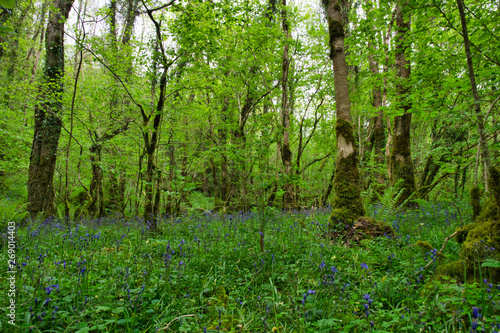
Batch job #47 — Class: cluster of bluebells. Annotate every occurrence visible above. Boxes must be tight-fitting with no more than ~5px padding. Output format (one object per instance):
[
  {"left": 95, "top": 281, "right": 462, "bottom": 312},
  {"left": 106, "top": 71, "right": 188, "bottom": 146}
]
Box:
[
  {"left": 363, "top": 293, "right": 373, "bottom": 317},
  {"left": 471, "top": 307, "right": 480, "bottom": 332}
]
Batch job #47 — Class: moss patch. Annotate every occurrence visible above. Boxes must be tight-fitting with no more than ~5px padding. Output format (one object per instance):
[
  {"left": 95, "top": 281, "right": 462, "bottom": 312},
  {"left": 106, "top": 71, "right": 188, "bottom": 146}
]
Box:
[
  {"left": 389, "top": 114, "right": 416, "bottom": 207},
  {"left": 470, "top": 186, "right": 481, "bottom": 220},
  {"left": 489, "top": 166, "right": 500, "bottom": 219},
  {"left": 329, "top": 118, "right": 364, "bottom": 228}
]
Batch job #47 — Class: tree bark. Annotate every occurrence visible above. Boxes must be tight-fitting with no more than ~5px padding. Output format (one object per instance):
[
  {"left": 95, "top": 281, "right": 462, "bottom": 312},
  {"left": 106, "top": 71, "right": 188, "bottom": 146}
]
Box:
[
  {"left": 324, "top": 0, "right": 365, "bottom": 226},
  {"left": 456, "top": 0, "right": 491, "bottom": 191},
  {"left": 280, "top": 0, "right": 294, "bottom": 208},
  {"left": 366, "top": 0, "right": 385, "bottom": 186},
  {"left": 27, "top": 0, "right": 75, "bottom": 219},
  {"left": 389, "top": 0, "right": 416, "bottom": 206}
]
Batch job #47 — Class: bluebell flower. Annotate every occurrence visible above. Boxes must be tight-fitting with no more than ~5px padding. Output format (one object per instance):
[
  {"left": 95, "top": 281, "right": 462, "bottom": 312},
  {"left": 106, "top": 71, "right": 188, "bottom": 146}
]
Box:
[
  {"left": 472, "top": 307, "right": 479, "bottom": 319},
  {"left": 471, "top": 320, "right": 478, "bottom": 332}
]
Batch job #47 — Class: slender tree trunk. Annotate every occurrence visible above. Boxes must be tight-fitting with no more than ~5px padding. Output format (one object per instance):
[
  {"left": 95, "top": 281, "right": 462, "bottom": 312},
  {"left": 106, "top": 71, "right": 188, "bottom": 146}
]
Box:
[
  {"left": 324, "top": 0, "right": 365, "bottom": 225},
  {"left": 456, "top": 0, "right": 492, "bottom": 191},
  {"left": 366, "top": 6, "right": 385, "bottom": 185},
  {"left": 389, "top": 0, "right": 416, "bottom": 206},
  {"left": 105, "top": 0, "right": 138, "bottom": 214},
  {"left": 280, "top": 0, "right": 294, "bottom": 208},
  {"left": 219, "top": 96, "right": 230, "bottom": 207},
  {"left": 89, "top": 144, "right": 105, "bottom": 217},
  {"left": 143, "top": 70, "right": 167, "bottom": 222},
  {"left": 27, "top": 0, "right": 75, "bottom": 219}
]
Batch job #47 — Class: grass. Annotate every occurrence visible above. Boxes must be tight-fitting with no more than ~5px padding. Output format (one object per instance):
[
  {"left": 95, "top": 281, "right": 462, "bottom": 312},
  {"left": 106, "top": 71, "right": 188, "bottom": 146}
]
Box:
[{"left": 1, "top": 201, "right": 499, "bottom": 332}]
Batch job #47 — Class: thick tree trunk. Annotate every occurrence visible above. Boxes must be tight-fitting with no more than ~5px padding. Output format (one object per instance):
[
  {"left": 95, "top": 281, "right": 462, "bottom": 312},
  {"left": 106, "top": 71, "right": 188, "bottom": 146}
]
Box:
[
  {"left": 27, "top": 0, "right": 74, "bottom": 219},
  {"left": 108, "top": 161, "right": 126, "bottom": 214},
  {"left": 389, "top": 1, "right": 416, "bottom": 206},
  {"left": 324, "top": 0, "right": 365, "bottom": 226},
  {"left": 456, "top": 0, "right": 491, "bottom": 191}
]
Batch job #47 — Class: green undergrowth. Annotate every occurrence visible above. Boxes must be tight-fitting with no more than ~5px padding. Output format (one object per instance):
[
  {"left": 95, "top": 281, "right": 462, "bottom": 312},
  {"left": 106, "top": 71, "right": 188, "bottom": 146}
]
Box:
[{"left": 1, "top": 202, "right": 499, "bottom": 332}]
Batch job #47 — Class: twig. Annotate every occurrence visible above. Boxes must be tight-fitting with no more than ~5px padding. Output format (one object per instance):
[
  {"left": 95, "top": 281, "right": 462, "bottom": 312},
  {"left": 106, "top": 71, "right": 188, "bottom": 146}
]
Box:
[
  {"left": 157, "top": 314, "right": 197, "bottom": 331},
  {"left": 420, "top": 230, "right": 459, "bottom": 272}
]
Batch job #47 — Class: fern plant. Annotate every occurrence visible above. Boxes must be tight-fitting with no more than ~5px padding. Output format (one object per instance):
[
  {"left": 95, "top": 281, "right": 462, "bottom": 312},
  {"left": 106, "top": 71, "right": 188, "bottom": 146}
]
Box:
[{"left": 370, "top": 179, "right": 415, "bottom": 221}]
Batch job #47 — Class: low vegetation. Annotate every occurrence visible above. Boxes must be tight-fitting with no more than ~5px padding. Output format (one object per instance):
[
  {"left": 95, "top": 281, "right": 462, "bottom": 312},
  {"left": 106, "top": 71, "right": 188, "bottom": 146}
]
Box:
[{"left": 2, "top": 201, "right": 499, "bottom": 332}]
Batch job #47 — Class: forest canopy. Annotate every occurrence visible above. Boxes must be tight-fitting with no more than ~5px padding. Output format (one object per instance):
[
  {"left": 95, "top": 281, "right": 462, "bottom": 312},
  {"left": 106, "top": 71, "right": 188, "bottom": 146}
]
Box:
[{"left": 0, "top": 0, "right": 498, "bottom": 222}]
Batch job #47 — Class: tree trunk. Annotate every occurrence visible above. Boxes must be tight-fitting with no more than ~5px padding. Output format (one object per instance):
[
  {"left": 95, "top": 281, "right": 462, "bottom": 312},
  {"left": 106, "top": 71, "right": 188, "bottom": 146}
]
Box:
[
  {"left": 27, "top": 0, "right": 74, "bottom": 219},
  {"left": 389, "top": 0, "right": 416, "bottom": 206},
  {"left": 279, "top": 0, "right": 294, "bottom": 208},
  {"left": 456, "top": 0, "right": 491, "bottom": 190},
  {"left": 105, "top": 0, "right": 138, "bottom": 214},
  {"left": 143, "top": 70, "right": 167, "bottom": 222},
  {"left": 219, "top": 96, "right": 230, "bottom": 207},
  {"left": 367, "top": 8, "right": 385, "bottom": 186},
  {"left": 89, "top": 144, "right": 105, "bottom": 217},
  {"left": 324, "top": 0, "right": 365, "bottom": 226}
]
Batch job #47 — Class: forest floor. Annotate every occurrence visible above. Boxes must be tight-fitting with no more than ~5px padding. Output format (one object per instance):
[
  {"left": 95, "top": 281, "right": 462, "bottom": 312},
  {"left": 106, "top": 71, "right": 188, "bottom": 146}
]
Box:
[{"left": 1, "top": 202, "right": 499, "bottom": 332}]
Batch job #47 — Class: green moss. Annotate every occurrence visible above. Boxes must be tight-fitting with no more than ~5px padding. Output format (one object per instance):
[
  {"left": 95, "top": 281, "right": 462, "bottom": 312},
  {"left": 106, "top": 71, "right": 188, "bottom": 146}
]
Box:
[
  {"left": 470, "top": 186, "right": 481, "bottom": 220},
  {"left": 389, "top": 115, "right": 416, "bottom": 207},
  {"left": 329, "top": 118, "right": 364, "bottom": 228},
  {"left": 477, "top": 197, "right": 498, "bottom": 222},
  {"left": 415, "top": 240, "right": 434, "bottom": 252},
  {"left": 454, "top": 224, "right": 474, "bottom": 244},
  {"left": 489, "top": 166, "right": 500, "bottom": 219},
  {"left": 436, "top": 166, "right": 500, "bottom": 283},
  {"left": 435, "top": 261, "right": 467, "bottom": 283},
  {"left": 440, "top": 220, "right": 500, "bottom": 283},
  {"left": 461, "top": 221, "right": 500, "bottom": 261}
]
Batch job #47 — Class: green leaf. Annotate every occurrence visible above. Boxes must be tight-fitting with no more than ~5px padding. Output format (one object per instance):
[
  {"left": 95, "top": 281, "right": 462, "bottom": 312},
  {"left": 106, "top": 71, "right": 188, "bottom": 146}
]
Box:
[
  {"left": 481, "top": 259, "right": 500, "bottom": 268},
  {"left": 75, "top": 327, "right": 90, "bottom": 333},
  {"left": 95, "top": 306, "right": 111, "bottom": 312},
  {"left": 0, "top": 26, "right": 14, "bottom": 34},
  {"left": 0, "top": 0, "right": 15, "bottom": 9}
]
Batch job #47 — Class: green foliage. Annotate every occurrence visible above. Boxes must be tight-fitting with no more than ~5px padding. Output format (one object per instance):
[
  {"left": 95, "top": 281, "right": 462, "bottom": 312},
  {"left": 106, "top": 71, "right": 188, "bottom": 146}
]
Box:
[
  {"left": 0, "top": 197, "right": 27, "bottom": 226},
  {"left": 2, "top": 202, "right": 496, "bottom": 332},
  {"left": 0, "top": 0, "right": 14, "bottom": 9},
  {"left": 369, "top": 179, "right": 407, "bottom": 222}
]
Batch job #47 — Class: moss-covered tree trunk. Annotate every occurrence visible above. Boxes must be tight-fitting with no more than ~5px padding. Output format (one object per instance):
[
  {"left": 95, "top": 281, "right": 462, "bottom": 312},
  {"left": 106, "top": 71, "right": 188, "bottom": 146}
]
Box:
[
  {"left": 389, "top": 1, "right": 416, "bottom": 206},
  {"left": 27, "top": 0, "right": 75, "bottom": 219},
  {"left": 323, "top": 0, "right": 364, "bottom": 226}
]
